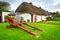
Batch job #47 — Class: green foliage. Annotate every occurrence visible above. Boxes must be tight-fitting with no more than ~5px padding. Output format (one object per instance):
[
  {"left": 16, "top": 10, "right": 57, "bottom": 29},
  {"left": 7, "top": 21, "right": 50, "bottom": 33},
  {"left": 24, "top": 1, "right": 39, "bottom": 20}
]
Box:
[
  {"left": 48, "top": 11, "right": 60, "bottom": 21},
  {"left": 46, "top": 19, "right": 60, "bottom": 21},
  {"left": 46, "top": 17, "right": 52, "bottom": 20},
  {"left": 51, "top": 11, "right": 60, "bottom": 19},
  {"left": 27, "top": 19, "right": 30, "bottom": 22},
  {"left": 0, "top": 1, "right": 10, "bottom": 12}
]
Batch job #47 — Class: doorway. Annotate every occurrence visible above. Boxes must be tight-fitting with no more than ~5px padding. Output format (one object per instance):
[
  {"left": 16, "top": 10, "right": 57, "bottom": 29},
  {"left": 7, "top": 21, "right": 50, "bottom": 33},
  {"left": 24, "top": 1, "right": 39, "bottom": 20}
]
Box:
[{"left": 0, "top": 16, "right": 2, "bottom": 22}]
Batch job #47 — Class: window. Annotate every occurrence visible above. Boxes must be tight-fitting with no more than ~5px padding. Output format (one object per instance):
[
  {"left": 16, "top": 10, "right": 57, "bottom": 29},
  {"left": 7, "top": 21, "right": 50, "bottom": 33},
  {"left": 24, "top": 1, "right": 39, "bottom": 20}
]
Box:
[{"left": 0, "top": 12, "right": 2, "bottom": 16}]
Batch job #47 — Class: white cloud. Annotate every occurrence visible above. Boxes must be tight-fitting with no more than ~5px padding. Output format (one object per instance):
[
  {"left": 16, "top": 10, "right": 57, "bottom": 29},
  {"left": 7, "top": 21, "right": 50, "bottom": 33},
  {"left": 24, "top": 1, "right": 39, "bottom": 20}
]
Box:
[
  {"left": 3, "top": 0, "right": 60, "bottom": 12},
  {"left": 53, "top": 0, "right": 60, "bottom": 5},
  {"left": 50, "top": 9, "right": 60, "bottom": 12},
  {"left": 42, "top": 0, "right": 60, "bottom": 12}
]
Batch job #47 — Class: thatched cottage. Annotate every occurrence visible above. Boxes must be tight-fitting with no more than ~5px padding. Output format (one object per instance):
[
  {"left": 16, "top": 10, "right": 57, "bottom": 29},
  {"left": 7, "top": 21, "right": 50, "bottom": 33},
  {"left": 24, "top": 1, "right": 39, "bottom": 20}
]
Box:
[
  {"left": 0, "top": 2, "right": 50, "bottom": 22},
  {"left": 15, "top": 2, "right": 50, "bottom": 22}
]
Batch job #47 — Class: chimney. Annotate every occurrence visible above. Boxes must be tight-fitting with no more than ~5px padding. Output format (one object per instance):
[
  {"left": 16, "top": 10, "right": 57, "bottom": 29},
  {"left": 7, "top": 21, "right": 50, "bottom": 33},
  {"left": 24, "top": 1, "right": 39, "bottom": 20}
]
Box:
[
  {"left": 39, "top": 7, "right": 41, "bottom": 9},
  {"left": 29, "top": 2, "right": 32, "bottom": 5}
]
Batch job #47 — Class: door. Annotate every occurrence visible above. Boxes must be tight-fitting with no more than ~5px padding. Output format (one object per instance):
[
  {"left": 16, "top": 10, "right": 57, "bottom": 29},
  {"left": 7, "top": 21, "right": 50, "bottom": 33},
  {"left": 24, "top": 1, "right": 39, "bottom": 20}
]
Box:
[{"left": 0, "top": 16, "right": 2, "bottom": 22}]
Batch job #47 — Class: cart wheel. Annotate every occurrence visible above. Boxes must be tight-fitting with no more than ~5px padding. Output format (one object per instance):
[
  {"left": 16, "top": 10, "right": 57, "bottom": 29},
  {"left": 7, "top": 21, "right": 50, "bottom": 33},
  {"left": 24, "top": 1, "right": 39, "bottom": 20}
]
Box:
[{"left": 6, "top": 26, "right": 10, "bottom": 28}]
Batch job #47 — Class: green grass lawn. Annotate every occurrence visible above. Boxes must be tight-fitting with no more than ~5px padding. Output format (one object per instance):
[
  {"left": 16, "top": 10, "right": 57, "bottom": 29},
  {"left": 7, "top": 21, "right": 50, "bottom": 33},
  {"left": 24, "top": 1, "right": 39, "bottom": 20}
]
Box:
[
  {"left": 46, "top": 21, "right": 60, "bottom": 24},
  {"left": 0, "top": 21, "right": 60, "bottom": 40}
]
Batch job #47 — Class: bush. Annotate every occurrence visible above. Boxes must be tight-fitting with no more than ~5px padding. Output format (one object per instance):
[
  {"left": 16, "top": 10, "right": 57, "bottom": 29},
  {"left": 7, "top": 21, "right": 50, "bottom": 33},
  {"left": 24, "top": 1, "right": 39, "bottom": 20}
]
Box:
[
  {"left": 27, "top": 19, "right": 30, "bottom": 22},
  {"left": 46, "top": 17, "right": 52, "bottom": 20}
]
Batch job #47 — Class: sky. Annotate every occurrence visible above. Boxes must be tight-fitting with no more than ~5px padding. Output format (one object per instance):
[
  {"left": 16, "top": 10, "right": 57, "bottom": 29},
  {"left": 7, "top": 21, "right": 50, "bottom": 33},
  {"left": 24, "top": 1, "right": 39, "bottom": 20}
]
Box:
[{"left": 1, "top": 0, "right": 60, "bottom": 12}]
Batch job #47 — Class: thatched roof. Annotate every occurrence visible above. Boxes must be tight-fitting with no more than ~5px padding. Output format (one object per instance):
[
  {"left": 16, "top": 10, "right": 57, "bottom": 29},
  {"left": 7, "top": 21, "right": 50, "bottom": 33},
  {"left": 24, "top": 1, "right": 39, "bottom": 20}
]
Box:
[{"left": 15, "top": 2, "right": 50, "bottom": 16}]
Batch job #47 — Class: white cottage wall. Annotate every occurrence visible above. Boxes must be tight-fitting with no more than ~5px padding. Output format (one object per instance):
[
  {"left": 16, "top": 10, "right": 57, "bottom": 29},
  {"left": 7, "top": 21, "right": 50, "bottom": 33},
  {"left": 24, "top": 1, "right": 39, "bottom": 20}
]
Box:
[
  {"left": 2, "top": 12, "right": 10, "bottom": 22},
  {"left": 36, "top": 15, "right": 47, "bottom": 22},
  {"left": 20, "top": 13, "right": 31, "bottom": 22},
  {"left": 20, "top": 13, "right": 47, "bottom": 22},
  {"left": 1, "top": 12, "right": 47, "bottom": 22}
]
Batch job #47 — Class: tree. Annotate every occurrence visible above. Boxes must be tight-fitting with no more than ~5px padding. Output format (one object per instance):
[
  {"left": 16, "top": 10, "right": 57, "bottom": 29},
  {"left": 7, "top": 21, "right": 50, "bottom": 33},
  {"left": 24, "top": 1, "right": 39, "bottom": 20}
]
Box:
[
  {"left": 51, "top": 11, "right": 60, "bottom": 20},
  {"left": 0, "top": 1, "right": 10, "bottom": 12}
]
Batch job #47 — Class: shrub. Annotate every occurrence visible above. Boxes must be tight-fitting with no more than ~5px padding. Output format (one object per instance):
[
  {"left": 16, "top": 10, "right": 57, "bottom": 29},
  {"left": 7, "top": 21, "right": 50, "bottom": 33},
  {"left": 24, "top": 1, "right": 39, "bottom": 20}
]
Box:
[{"left": 27, "top": 19, "right": 30, "bottom": 22}]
